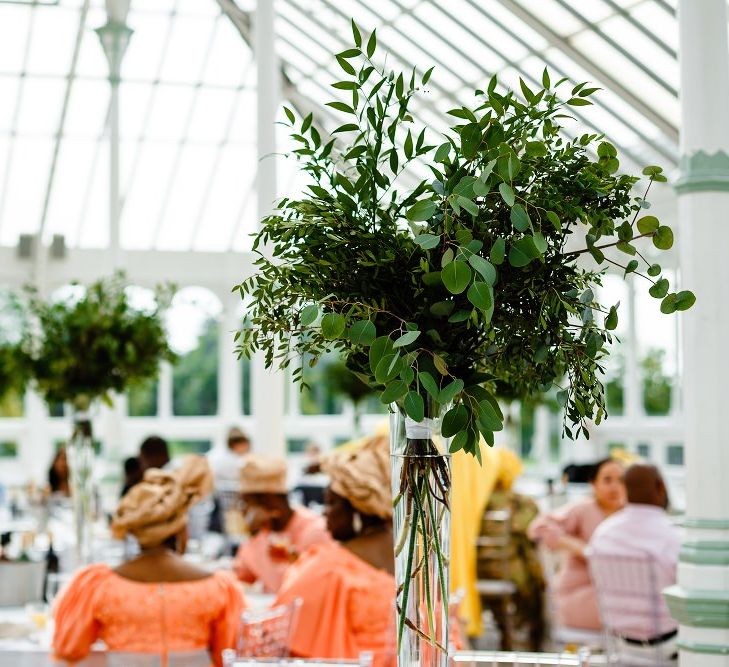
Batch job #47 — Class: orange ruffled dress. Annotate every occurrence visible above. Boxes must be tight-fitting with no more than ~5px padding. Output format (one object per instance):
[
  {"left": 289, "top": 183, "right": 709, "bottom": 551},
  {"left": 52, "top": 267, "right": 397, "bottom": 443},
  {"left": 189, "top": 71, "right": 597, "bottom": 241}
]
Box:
[
  {"left": 275, "top": 542, "right": 396, "bottom": 664},
  {"left": 53, "top": 564, "right": 245, "bottom": 667}
]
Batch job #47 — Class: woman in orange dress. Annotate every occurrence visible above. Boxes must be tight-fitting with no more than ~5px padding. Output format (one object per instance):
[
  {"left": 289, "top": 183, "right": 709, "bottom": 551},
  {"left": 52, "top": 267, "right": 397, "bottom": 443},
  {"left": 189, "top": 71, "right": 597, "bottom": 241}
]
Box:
[
  {"left": 275, "top": 435, "right": 396, "bottom": 663},
  {"left": 53, "top": 456, "right": 245, "bottom": 667}
]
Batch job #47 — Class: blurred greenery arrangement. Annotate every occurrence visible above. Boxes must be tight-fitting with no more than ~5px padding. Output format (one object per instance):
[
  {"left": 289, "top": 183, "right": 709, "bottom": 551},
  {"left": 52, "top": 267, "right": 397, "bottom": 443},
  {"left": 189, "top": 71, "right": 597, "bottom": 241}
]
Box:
[
  {"left": 18, "top": 273, "right": 175, "bottom": 412},
  {"left": 236, "top": 24, "right": 695, "bottom": 653}
]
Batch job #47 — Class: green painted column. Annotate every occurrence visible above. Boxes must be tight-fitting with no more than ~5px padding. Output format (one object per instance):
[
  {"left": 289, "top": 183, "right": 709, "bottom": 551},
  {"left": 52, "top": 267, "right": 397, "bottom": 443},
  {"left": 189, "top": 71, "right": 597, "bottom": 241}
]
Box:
[{"left": 671, "top": 1, "right": 729, "bottom": 664}]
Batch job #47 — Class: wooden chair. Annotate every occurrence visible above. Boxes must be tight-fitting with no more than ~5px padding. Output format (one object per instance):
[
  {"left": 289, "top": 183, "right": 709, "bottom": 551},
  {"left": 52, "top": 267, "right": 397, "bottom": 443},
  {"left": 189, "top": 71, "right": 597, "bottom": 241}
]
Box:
[{"left": 475, "top": 509, "right": 518, "bottom": 650}]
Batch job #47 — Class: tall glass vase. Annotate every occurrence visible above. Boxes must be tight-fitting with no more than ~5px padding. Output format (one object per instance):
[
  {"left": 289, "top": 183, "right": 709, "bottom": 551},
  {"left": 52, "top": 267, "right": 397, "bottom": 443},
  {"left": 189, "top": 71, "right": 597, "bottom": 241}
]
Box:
[
  {"left": 66, "top": 407, "right": 95, "bottom": 564},
  {"left": 390, "top": 402, "right": 451, "bottom": 667}
]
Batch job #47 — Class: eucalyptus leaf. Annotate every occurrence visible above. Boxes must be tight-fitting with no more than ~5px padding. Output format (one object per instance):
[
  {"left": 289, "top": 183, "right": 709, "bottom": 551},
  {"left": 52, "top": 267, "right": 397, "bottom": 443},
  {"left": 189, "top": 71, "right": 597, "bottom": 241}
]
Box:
[
  {"left": 441, "top": 260, "right": 472, "bottom": 294},
  {"left": 321, "top": 312, "right": 346, "bottom": 339},
  {"left": 349, "top": 319, "right": 376, "bottom": 346},
  {"left": 300, "top": 304, "right": 319, "bottom": 326}
]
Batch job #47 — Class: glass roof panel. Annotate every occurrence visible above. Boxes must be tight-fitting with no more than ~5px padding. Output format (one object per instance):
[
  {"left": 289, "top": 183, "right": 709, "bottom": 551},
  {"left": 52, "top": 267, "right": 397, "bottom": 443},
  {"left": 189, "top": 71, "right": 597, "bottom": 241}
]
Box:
[{"left": 0, "top": 0, "right": 684, "bottom": 254}]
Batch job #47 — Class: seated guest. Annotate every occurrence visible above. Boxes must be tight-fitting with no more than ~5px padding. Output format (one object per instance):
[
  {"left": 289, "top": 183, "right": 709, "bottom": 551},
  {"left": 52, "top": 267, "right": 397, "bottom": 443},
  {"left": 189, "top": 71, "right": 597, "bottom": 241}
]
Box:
[
  {"left": 209, "top": 427, "right": 251, "bottom": 488},
  {"left": 48, "top": 446, "right": 70, "bottom": 497},
  {"left": 53, "top": 456, "right": 244, "bottom": 667},
  {"left": 139, "top": 435, "right": 170, "bottom": 472},
  {"left": 275, "top": 435, "right": 395, "bottom": 662},
  {"left": 233, "top": 455, "right": 330, "bottom": 593},
  {"left": 528, "top": 458, "right": 625, "bottom": 630},
  {"left": 588, "top": 463, "right": 680, "bottom": 660},
  {"left": 120, "top": 456, "right": 143, "bottom": 497}
]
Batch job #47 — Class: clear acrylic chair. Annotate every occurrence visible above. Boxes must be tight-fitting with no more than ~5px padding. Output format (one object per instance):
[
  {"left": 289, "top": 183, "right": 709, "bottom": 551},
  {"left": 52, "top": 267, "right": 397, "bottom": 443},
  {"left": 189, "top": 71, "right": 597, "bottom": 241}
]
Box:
[
  {"left": 230, "top": 598, "right": 303, "bottom": 659},
  {"left": 451, "top": 649, "right": 593, "bottom": 666},
  {"left": 222, "top": 654, "right": 373, "bottom": 667},
  {"left": 588, "top": 552, "right": 677, "bottom": 666}
]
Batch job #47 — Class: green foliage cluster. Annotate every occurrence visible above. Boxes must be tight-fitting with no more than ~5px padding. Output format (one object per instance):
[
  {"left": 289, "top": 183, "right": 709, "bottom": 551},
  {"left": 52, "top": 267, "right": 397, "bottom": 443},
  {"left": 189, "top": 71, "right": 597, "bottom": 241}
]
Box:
[
  {"left": 19, "top": 273, "right": 175, "bottom": 410},
  {"left": 236, "top": 23, "right": 694, "bottom": 458}
]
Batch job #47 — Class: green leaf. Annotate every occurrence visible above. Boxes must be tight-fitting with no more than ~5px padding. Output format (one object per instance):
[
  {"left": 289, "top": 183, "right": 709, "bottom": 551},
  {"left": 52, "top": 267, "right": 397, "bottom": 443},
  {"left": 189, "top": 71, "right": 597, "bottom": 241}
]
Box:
[
  {"left": 508, "top": 237, "right": 540, "bottom": 268},
  {"left": 567, "top": 97, "right": 592, "bottom": 106},
  {"left": 301, "top": 113, "right": 313, "bottom": 133},
  {"left": 336, "top": 55, "right": 356, "bottom": 76},
  {"left": 332, "top": 123, "right": 359, "bottom": 134},
  {"left": 351, "top": 19, "right": 362, "bottom": 47},
  {"left": 542, "top": 67, "right": 550, "bottom": 89},
  {"left": 438, "top": 378, "right": 464, "bottom": 406},
  {"left": 321, "top": 312, "right": 345, "bottom": 339},
  {"left": 637, "top": 215, "right": 659, "bottom": 234},
  {"left": 380, "top": 380, "right": 408, "bottom": 404},
  {"left": 448, "top": 310, "right": 471, "bottom": 323},
  {"left": 440, "top": 248, "right": 455, "bottom": 268},
  {"left": 467, "top": 281, "right": 493, "bottom": 311},
  {"left": 430, "top": 301, "right": 455, "bottom": 317},
  {"left": 434, "top": 142, "right": 450, "bottom": 163},
  {"left": 675, "top": 290, "right": 696, "bottom": 311},
  {"left": 326, "top": 101, "right": 354, "bottom": 114},
  {"left": 441, "top": 260, "right": 472, "bottom": 294},
  {"left": 414, "top": 233, "right": 440, "bottom": 250},
  {"left": 525, "top": 141, "right": 547, "bottom": 157},
  {"left": 283, "top": 106, "right": 295, "bottom": 124},
  {"left": 649, "top": 278, "right": 669, "bottom": 299},
  {"left": 510, "top": 203, "right": 530, "bottom": 231},
  {"left": 422, "top": 66, "right": 435, "bottom": 85},
  {"left": 393, "top": 330, "right": 421, "bottom": 348},
  {"left": 490, "top": 238, "right": 506, "bottom": 265},
  {"left": 349, "top": 320, "right": 376, "bottom": 346},
  {"left": 533, "top": 232, "right": 548, "bottom": 254},
  {"left": 653, "top": 226, "right": 674, "bottom": 250},
  {"left": 404, "top": 391, "right": 424, "bottom": 422},
  {"left": 660, "top": 294, "right": 678, "bottom": 314},
  {"left": 624, "top": 259, "right": 639, "bottom": 275},
  {"left": 375, "top": 352, "right": 402, "bottom": 384},
  {"left": 407, "top": 200, "right": 437, "bottom": 222},
  {"left": 605, "top": 306, "right": 618, "bottom": 331},
  {"left": 441, "top": 404, "right": 468, "bottom": 438},
  {"left": 477, "top": 400, "right": 503, "bottom": 431},
  {"left": 449, "top": 430, "right": 468, "bottom": 453},
  {"left": 418, "top": 371, "right": 440, "bottom": 402},
  {"left": 616, "top": 241, "right": 636, "bottom": 256},
  {"left": 433, "top": 354, "right": 448, "bottom": 375},
  {"left": 337, "top": 48, "right": 361, "bottom": 59},
  {"left": 468, "top": 255, "right": 497, "bottom": 285},
  {"left": 369, "top": 336, "right": 394, "bottom": 374},
  {"left": 547, "top": 211, "right": 561, "bottom": 230},
  {"left": 498, "top": 182, "right": 515, "bottom": 206},
  {"left": 648, "top": 264, "right": 661, "bottom": 277},
  {"left": 460, "top": 123, "right": 482, "bottom": 160},
  {"left": 366, "top": 30, "right": 377, "bottom": 58},
  {"left": 300, "top": 304, "right": 319, "bottom": 326},
  {"left": 458, "top": 196, "right": 479, "bottom": 217}
]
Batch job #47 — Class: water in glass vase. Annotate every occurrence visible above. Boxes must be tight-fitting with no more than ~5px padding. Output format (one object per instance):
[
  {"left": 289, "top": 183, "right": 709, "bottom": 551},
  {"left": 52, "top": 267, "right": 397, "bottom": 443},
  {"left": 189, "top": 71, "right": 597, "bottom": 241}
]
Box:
[{"left": 390, "top": 404, "right": 451, "bottom": 667}]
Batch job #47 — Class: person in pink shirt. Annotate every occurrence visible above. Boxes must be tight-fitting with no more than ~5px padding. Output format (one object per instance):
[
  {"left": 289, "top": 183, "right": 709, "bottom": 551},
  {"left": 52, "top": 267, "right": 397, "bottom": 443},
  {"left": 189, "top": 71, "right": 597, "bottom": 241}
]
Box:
[
  {"left": 588, "top": 463, "right": 680, "bottom": 661},
  {"left": 528, "top": 458, "right": 626, "bottom": 630},
  {"left": 233, "top": 455, "right": 331, "bottom": 593}
]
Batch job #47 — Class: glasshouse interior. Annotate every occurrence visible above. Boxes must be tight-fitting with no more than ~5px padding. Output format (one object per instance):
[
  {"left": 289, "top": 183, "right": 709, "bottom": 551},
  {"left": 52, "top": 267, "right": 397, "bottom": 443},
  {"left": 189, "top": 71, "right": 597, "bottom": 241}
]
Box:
[{"left": 0, "top": 0, "right": 727, "bottom": 666}]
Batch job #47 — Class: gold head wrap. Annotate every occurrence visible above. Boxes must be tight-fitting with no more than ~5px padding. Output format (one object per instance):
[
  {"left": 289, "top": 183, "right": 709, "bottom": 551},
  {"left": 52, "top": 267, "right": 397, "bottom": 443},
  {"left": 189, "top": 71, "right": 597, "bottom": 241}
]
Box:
[
  {"left": 112, "top": 455, "right": 213, "bottom": 548},
  {"left": 495, "top": 448, "right": 524, "bottom": 491},
  {"left": 323, "top": 433, "right": 392, "bottom": 519},
  {"left": 239, "top": 455, "right": 288, "bottom": 495}
]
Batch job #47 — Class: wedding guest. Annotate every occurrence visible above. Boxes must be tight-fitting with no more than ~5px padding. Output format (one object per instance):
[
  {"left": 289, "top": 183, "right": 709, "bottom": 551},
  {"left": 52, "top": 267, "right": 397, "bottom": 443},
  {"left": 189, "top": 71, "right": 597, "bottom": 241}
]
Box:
[
  {"left": 208, "top": 427, "right": 251, "bottom": 488},
  {"left": 233, "top": 455, "right": 330, "bottom": 593},
  {"left": 48, "top": 446, "right": 70, "bottom": 497},
  {"left": 139, "top": 435, "right": 170, "bottom": 472},
  {"left": 528, "top": 457, "right": 625, "bottom": 630},
  {"left": 588, "top": 463, "right": 680, "bottom": 660},
  {"left": 120, "top": 456, "right": 143, "bottom": 497},
  {"left": 275, "top": 434, "right": 395, "bottom": 663},
  {"left": 53, "top": 456, "right": 244, "bottom": 667}
]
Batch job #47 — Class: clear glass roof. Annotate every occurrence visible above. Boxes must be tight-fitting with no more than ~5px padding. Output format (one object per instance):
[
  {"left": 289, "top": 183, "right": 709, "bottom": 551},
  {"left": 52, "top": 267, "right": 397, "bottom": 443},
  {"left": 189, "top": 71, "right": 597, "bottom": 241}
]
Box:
[{"left": 0, "top": 0, "right": 681, "bottom": 253}]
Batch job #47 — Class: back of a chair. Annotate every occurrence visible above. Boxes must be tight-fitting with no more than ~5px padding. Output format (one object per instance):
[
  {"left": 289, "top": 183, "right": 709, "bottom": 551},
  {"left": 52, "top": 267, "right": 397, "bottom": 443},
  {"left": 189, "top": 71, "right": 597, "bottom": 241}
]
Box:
[
  {"left": 588, "top": 552, "right": 665, "bottom": 641},
  {"left": 451, "top": 650, "right": 593, "bottom": 666},
  {"left": 235, "top": 599, "right": 303, "bottom": 657},
  {"left": 476, "top": 509, "right": 513, "bottom": 583}
]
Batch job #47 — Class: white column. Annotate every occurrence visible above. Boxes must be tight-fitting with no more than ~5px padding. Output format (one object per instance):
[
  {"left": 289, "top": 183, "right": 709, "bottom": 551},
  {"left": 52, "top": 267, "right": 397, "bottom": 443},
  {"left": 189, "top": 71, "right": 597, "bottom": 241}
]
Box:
[
  {"left": 22, "top": 393, "right": 52, "bottom": 483},
  {"left": 252, "top": 0, "right": 286, "bottom": 457},
  {"left": 665, "top": 1, "right": 729, "bottom": 663},
  {"left": 218, "top": 294, "right": 243, "bottom": 450}
]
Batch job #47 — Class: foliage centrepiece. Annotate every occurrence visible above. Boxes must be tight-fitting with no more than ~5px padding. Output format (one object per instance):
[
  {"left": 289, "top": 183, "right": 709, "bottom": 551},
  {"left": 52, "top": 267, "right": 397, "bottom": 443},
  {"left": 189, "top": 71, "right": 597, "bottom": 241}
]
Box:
[
  {"left": 0, "top": 296, "right": 30, "bottom": 406},
  {"left": 236, "top": 23, "right": 695, "bottom": 651},
  {"left": 19, "top": 272, "right": 175, "bottom": 412}
]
